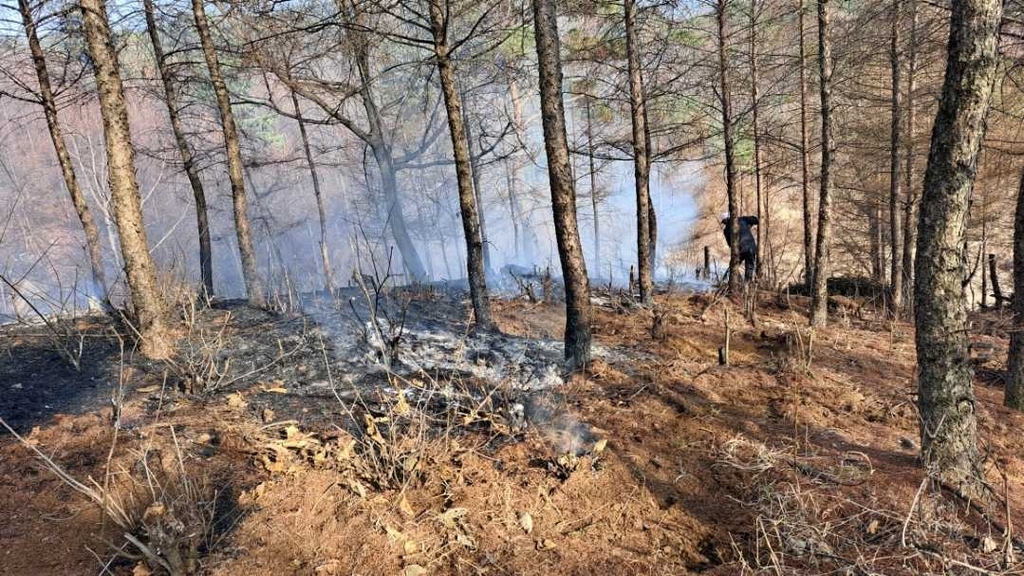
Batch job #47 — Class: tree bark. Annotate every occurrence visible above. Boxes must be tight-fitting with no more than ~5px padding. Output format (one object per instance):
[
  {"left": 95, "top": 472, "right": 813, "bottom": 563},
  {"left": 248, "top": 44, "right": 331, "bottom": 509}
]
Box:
[
  {"left": 460, "top": 91, "right": 492, "bottom": 276},
  {"left": 290, "top": 90, "right": 335, "bottom": 295},
  {"left": 585, "top": 97, "right": 601, "bottom": 273},
  {"left": 914, "top": 0, "right": 1001, "bottom": 492},
  {"left": 870, "top": 201, "right": 883, "bottom": 282},
  {"left": 750, "top": 0, "right": 764, "bottom": 281},
  {"left": 80, "top": 0, "right": 169, "bottom": 357},
  {"left": 809, "top": 0, "right": 834, "bottom": 327},
  {"left": 504, "top": 156, "right": 522, "bottom": 263},
  {"left": 901, "top": 0, "right": 919, "bottom": 313},
  {"left": 531, "top": 0, "right": 592, "bottom": 371},
  {"left": 19, "top": 0, "right": 108, "bottom": 305},
  {"left": 143, "top": 0, "right": 213, "bottom": 297},
  {"left": 798, "top": 0, "right": 814, "bottom": 289},
  {"left": 1006, "top": 168, "right": 1024, "bottom": 411},
  {"left": 624, "top": 0, "right": 653, "bottom": 303},
  {"left": 988, "top": 253, "right": 1002, "bottom": 308},
  {"left": 347, "top": 24, "right": 429, "bottom": 282},
  {"left": 717, "top": 0, "right": 741, "bottom": 296},
  {"left": 428, "top": 0, "right": 493, "bottom": 329},
  {"left": 889, "top": 0, "right": 904, "bottom": 314},
  {"left": 192, "top": 0, "right": 264, "bottom": 306}
]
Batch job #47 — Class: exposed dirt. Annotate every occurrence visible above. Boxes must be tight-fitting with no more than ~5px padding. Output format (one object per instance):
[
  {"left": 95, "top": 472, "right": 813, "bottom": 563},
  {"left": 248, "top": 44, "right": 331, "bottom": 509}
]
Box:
[{"left": 2, "top": 290, "right": 1023, "bottom": 575}]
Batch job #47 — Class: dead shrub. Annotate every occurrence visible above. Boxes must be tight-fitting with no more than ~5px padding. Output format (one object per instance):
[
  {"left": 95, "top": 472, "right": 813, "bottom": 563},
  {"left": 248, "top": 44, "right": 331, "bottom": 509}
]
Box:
[{"left": 0, "top": 419, "right": 219, "bottom": 575}]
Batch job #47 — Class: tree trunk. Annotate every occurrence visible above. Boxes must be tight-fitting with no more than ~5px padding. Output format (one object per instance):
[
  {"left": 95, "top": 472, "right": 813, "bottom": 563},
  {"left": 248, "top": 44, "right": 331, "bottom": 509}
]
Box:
[
  {"left": 19, "top": 0, "right": 108, "bottom": 305},
  {"left": 143, "top": 0, "right": 213, "bottom": 297},
  {"left": 870, "top": 201, "right": 883, "bottom": 282},
  {"left": 809, "top": 0, "right": 835, "bottom": 327},
  {"left": 914, "top": 0, "right": 1001, "bottom": 492},
  {"left": 988, "top": 254, "right": 1003, "bottom": 308},
  {"left": 504, "top": 156, "right": 522, "bottom": 263},
  {"left": 798, "top": 0, "right": 814, "bottom": 289},
  {"left": 585, "top": 98, "right": 601, "bottom": 273},
  {"left": 1006, "top": 168, "right": 1024, "bottom": 411},
  {"left": 460, "top": 93, "right": 492, "bottom": 276},
  {"left": 750, "top": 0, "right": 764, "bottom": 281},
  {"left": 901, "top": 0, "right": 919, "bottom": 313},
  {"left": 643, "top": 91, "right": 658, "bottom": 272},
  {"left": 428, "top": 0, "right": 493, "bottom": 329},
  {"left": 531, "top": 0, "right": 592, "bottom": 371},
  {"left": 79, "top": 0, "right": 169, "bottom": 357},
  {"left": 290, "top": 90, "right": 334, "bottom": 295},
  {"left": 624, "top": 0, "right": 653, "bottom": 304},
  {"left": 192, "top": 0, "right": 264, "bottom": 305},
  {"left": 717, "top": 0, "right": 741, "bottom": 296},
  {"left": 889, "top": 0, "right": 904, "bottom": 314},
  {"left": 348, "top": 27, "right": 428, "bottom": 282}
]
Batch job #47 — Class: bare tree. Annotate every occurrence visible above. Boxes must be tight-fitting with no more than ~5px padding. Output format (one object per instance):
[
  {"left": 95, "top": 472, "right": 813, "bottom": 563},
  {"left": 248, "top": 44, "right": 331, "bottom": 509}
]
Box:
[
  {"left": 79, "top": 0, "right": 170, "bottom": 357},
  {"left": 809, "top": 0, "right": 834, "bottom": 327},
  {"left": 717, "top": 0, "right": 741, "bottom": 296},
  {"left": 426, "top": 0, "right": 493, "bottom": 329},
  {"left": 900, "top": 0, "right": 919, "bottom": 312},
  {"left": 624, "top": 0, "right": 653, "bottom": 304},
  {"left": 1007, "top": 167, "right": 1024, "bottom": 411},
  {"left": 289, "top": 90, "right": 335, "bottom": 294},
  {"left": 915, "top": 0, "right": 1002, "bottom": 492},
  {"left": 888, "top": 0, "right": 903, "bottom": 314},
  {"left": 532, "top": 0, "right": 591, "bottom": 371},
  {"left": 749, "top": 0, "right": 764, "bottom": 280},
  {"left": 798, "top": 0, "right": 814, "bottom": 288},
  {"left": 192, "top": 0, "right": 264, "bottom": 306},
  {"left": 18, "top": 0, "right": 108, "bottom": 305},
  {"left": 143, "top": 0, "right": 214, "bottom": 297}
]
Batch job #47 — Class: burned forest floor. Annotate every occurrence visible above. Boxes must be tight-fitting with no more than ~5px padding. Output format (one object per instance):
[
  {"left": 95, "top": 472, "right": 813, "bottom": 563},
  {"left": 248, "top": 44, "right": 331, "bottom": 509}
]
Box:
[{"left": 2, "top": 286, "right": 1024, "bottom": 575}]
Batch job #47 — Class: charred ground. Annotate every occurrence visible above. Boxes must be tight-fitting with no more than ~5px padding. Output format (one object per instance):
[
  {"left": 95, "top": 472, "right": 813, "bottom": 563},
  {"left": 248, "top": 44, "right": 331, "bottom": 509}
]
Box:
[{"left": 1, "top": 289, "right": 1023, "bottom": 575}]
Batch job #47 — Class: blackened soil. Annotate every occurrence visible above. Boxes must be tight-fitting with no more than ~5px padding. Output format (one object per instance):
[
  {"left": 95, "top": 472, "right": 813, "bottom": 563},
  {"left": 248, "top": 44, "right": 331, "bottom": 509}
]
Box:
[{"left": 0, "top": 317, "right": 122, "bottom": 432}]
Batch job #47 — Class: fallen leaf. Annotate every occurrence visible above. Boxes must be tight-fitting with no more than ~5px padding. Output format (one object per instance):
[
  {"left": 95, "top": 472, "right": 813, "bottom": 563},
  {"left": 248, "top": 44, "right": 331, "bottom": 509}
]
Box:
[
  {"left": 519, "top": 512, "right": 534, "bottom": 534},
  {"left": 262, "top": 408, "right": 275, "bottom": 422},
  {"left": 264, "top": 387, "right": 288, "bottom": 394},
  {"left": 436, "top": 507, "right": 468, "bottom": 528},
  {"left": 385, "top": 526, "right": 407, "bottom": 542},
  {"left": 403, "top": 539, "right": 418, "bottom": 554},
  {"left": 132, "top": 563, "right": 153, "bottom": 576},
  {"left": 399, "top": 495, "right": 415, "bottom": 518},
  {"left": 866, "top": 519, "right": 879, "bottom": 535},
  {"left": 395, "top": 392, "right": 411, "bottom": 415},
  {"left": 536, "top": 538, "right": 556, "bottom": 551},
  {"left": 981, "top": 536, "right": 998, "bottom": 553},
  {"left": 593, "top": 439, "right": 608, "bottom": 453},
  {"left": 137, "top": 385, "right": 160, "bottom": 393},
  {"left": 403, "top": 565, "right": 427, "bottom": 576},
  {"left": 348, "top": 479, "right": 367, "bottom": 498},
  {"left": 226, "top": 393, "right": 246, "bottom": 408}
]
